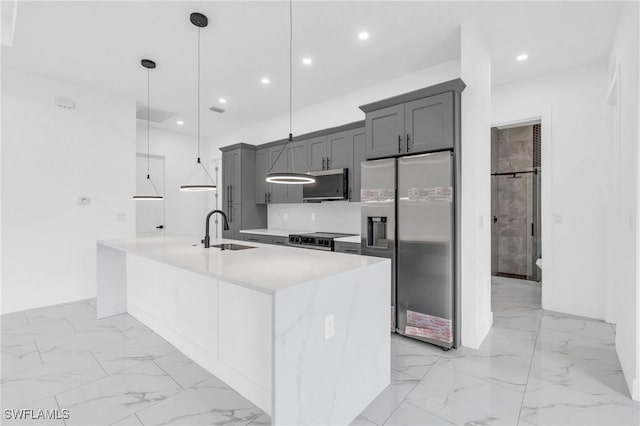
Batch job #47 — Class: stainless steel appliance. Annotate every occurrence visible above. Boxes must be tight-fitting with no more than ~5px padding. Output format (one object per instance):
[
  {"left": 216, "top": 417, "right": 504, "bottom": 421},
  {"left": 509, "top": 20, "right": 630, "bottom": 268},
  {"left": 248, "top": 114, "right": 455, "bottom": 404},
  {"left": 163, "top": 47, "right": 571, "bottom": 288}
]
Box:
[
  {"left": 361, "top": 151, "right": 456, "bottom": 349},
  {"left": 302, "top": 169, "right": 348, "bottom": 201},
  {"left": 288, "top": 232, "right": 355, "bottom": 251}
]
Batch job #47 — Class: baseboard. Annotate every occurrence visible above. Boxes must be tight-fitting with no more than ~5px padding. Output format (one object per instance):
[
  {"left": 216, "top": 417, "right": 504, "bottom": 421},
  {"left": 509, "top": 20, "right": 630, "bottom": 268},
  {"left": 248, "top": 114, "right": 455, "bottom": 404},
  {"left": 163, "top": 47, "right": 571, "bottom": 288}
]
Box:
[
  {"left": 616, "top": 332, "right": 640, "bottom": 401},
  {"left": 1, "top": 289, "right": 95, "bottom": 314}
]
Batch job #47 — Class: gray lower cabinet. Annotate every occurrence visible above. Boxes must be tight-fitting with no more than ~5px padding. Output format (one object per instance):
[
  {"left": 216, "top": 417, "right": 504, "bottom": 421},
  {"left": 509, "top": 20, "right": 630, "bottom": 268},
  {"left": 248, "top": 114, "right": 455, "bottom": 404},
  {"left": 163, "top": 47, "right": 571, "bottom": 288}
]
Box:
[
  {"left": 270, "top": 236, "right": 288, "bottom": 246},
  {"left": 242, "top": 233, "right": 270, "bottom": 244},
  {"left": 240, "top": 234, "right": 289, "bottom": 246},
  {"left": 219, "top": 144, "right": 267, "bottom": 239},
  {"left": 334, "top": 241, "right": 361, "bottom": 255}
]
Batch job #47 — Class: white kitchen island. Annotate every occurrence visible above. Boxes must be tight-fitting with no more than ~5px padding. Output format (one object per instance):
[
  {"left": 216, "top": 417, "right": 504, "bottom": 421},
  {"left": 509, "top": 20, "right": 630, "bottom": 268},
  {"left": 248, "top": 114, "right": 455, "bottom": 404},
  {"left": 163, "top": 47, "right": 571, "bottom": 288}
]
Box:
[{"left": 97, "top": 236, "right": 390, "bottom": 426}]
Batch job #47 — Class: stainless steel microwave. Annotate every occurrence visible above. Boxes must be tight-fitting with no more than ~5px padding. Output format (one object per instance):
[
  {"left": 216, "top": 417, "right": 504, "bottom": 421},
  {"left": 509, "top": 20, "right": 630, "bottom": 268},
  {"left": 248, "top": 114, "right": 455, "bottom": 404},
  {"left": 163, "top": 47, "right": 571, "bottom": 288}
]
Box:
[{"left": 302, "top": 168, "right": 348, "bottom": 201}]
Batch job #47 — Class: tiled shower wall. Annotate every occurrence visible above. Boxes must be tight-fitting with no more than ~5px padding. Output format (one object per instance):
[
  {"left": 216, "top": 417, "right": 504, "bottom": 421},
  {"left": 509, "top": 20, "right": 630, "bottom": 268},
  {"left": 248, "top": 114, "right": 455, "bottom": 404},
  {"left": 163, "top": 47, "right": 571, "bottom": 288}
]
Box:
[{"left": 491, "top": 125, "right": 536, "bottom": 279}]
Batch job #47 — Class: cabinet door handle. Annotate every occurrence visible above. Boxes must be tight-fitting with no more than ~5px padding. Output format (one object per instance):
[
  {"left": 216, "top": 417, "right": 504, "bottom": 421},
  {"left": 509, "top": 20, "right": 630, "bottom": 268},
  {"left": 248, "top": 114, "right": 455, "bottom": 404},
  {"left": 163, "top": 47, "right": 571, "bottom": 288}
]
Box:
[
  {"left": 349, "top": 188, "right": 352, "bottom": 200},
  {"left": 229, "top": 185, "right": 233, "bottom": 203},
  {"left": 322, "top": 157, "right": 326, "bottom": 170},
  {"left": 406, "top": 134, "right": 411, "bottom": 152},
  {"left": 268, "top": 192, "right": 271, "bottom": 203},
  {"left": 398, "top": 135, "right": 402, "bottom": 153},
  {"left": 327, "top": 157, "right": 330, "bottom": 169}
]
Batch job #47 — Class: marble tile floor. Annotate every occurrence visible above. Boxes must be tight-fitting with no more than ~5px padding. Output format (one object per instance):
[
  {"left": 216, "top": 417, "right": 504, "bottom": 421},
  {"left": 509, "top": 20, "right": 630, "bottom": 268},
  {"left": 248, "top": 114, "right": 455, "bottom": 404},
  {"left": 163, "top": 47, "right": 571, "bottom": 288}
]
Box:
[{"left": 1, "top": 278, "right": 638, "bottom": 425}]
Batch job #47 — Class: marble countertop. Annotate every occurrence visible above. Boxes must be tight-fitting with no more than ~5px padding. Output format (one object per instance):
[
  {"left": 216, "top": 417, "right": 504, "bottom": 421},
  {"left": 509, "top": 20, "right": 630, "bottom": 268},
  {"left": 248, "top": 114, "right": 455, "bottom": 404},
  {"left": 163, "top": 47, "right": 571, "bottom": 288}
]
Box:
[
  {"left": 98, "top": 236, "right": 386, "bottom": 295},
  {"left": 334, "top": 235, "right": 361, "bottom": 244}
]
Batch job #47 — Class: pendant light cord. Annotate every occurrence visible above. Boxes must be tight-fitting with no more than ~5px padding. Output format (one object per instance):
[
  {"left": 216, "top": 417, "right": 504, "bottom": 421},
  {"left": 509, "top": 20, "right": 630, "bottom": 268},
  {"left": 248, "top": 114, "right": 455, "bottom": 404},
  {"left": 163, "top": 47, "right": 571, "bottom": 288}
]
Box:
[
  {"left": 289, "top": 0, "right": 292, "bottom": 138},
  {"left": 147, "top": 67, "right": 150, "bottom": 177},
  {"left": 197, "top": 27, "right": 201, "bottom": 163},
  {"left": 266, "top": 0, "right": 312, "bottom": 176}
]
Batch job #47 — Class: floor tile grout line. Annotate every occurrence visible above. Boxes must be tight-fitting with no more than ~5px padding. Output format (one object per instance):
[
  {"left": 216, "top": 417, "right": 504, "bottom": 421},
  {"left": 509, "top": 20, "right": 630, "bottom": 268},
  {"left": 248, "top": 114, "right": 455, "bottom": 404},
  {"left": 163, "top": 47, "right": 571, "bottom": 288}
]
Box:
[
  {"left": 89, "top": 349, "right": 110, "bottom": 377},
  {"left": 53, "top": 394, "right": 67, "bottom": 426},
  {"left": 135, "top": 413, "right": 144, "bottom": 425},
  {"left": 33, "top": 341, "right": 45, "bottom": 366},
  {"left": 516, "top": 306, "right": 543, "bottom": 425},
  {"left": 378, "top": 357, "right": 441, "bottom": 426},
  {"left": 23, "top": 311, "right": 30, "bottom": 327},
  {"left": 151, "top": 359, "right": 184, "bottom": 390}
]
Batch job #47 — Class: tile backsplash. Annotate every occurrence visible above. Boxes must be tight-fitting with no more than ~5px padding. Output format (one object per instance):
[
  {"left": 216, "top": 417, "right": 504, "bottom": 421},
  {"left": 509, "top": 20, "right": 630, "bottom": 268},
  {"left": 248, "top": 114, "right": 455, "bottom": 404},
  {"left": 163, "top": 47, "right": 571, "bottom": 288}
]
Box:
[{"left": 267, "top": 202, "right": 361, "bottom": 234}]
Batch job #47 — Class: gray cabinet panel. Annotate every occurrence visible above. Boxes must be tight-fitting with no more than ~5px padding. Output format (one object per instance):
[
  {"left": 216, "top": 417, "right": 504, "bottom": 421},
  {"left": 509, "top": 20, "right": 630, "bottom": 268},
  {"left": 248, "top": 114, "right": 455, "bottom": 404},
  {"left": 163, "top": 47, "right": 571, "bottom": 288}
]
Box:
[
  {"left": 405, "top": 92, "right": 454, "bottom": 153},
  {"left": 242, "top": 233, "right": 270, "bottom": 244},
  {"left": 334, "top": 242, "right": 361, "bottom": 255},
  {"left": 327, "top": 131, "right": 353, "bottom": 171},
  {"left": 306, "top": 136, "right": 327, "bottom": 171},
  {"left": 222, "top": 150, "right": 241, "bottom": 205},
  {"left": 365, "top": 104, "right": 404, "bottom": 159},
  {"left": 268, "top": 145, "right": 288, "bottom": 203},
  {"left": 223, "top": 204, "right": 242, "bottom": 239},
  {"left": 351, "top": 130, "right": 366, "bottom": 202},
  {"left": 285, "top": 141, "right": 308, "bottom": 203},
  {"left": 270, "top": 236, "right": 288, "bottom": 246},
  {"left": 255, "top": 148, "right": 270, "bottom": 204}
]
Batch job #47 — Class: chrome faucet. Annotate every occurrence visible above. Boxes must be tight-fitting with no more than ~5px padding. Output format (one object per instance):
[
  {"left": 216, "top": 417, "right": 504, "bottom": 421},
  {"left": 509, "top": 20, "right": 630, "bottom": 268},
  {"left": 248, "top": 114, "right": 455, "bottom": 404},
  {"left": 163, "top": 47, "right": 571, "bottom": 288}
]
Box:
[{"left": 203, "top": 209, "right": 229, "bottom": 248}]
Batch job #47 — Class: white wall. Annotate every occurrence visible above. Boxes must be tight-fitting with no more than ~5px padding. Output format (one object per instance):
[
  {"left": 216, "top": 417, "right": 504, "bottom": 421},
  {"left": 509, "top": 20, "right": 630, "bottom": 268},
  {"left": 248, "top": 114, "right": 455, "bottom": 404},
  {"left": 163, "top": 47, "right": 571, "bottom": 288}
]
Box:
[
  {"left": 135, "top": 123, "right": 214, "bottom": 238},
  {"left": 492, "top": 62, "right": 608, "bottom": 321},
  {"left": 267, "top": 202, "right": 360, "bottom": 234},
  {"left": 211, "top": 59, "right": 460, "bottom": 149},
  {"left": 1, "top": 69, "right": 136, "bottom": 314},
  {"left": 460, "top": 21, "right": 493, "bottom": 349},
  {"left": 607, "top": 1, "right": 640, "bottom": 401}
]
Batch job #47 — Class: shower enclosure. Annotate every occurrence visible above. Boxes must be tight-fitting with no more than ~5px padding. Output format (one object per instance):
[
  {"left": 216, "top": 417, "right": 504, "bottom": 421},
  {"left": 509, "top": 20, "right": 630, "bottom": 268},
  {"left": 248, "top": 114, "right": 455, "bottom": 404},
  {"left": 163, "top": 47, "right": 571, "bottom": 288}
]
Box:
[{"left": 491, "top": 124, "right": 541, "bottom": 282}]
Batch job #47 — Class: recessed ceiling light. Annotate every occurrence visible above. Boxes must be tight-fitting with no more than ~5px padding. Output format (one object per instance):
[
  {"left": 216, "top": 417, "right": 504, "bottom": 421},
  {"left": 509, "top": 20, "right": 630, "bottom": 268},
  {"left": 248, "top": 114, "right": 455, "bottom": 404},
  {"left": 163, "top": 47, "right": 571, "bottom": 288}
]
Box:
[
  {"left": 177, "top": 120, "right": 184, "bottom": 125},
  {"left": 302, "top": 57, "right": 312, "bottom": 65},
  {"left": 358, "top": 31, "right": 370, "bottom": 40},
  {"left": 261, "top": 77, "right": 270, "bottom": 85},
  {"left": 218, "top": 98, "right": 227, "bottom": 104},
  {"left": 516, "top": 53, "right": 528, "bottom": 62}
]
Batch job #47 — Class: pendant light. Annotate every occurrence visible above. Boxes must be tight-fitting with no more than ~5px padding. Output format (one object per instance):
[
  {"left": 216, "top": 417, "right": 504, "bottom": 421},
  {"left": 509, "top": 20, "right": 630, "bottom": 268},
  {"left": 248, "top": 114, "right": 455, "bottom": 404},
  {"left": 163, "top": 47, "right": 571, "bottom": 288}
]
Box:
[
  {"left": 180, "top": 12, "right": 217, "bottom": 192},
  {"left": 134, "top": 59, "right": 163, "bottom": 200},
  {"left": 265, "top": 0, "right": 315, "bottom": 185}
]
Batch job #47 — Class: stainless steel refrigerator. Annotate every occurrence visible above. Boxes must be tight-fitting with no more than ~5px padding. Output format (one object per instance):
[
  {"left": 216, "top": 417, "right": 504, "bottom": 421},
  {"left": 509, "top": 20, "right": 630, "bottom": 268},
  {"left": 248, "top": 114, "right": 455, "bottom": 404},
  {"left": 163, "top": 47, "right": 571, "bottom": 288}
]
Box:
[{"left": 361, "top": 151, "right": 456, "bottom": 349}]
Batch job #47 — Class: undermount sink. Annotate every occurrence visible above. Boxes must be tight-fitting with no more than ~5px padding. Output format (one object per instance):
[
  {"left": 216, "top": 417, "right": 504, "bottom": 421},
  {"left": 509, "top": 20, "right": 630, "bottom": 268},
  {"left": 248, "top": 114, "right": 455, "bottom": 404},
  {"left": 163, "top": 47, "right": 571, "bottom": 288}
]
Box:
[{"left": 209, "top": 243, "right": 256, "bottom": 251}]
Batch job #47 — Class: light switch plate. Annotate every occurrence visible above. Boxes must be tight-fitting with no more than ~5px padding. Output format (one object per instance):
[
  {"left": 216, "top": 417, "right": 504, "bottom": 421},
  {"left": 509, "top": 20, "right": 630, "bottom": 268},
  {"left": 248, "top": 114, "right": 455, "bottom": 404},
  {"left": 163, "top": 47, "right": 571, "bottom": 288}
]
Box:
[{"left": 325, "top": 314, "right": 335, "bottom": 340}]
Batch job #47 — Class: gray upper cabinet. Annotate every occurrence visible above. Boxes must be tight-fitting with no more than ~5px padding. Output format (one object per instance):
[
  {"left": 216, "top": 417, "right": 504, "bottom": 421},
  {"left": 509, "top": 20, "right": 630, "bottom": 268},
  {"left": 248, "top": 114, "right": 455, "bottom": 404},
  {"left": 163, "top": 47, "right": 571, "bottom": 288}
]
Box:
[
  {"left": 306, "top": 136, "right": 328, "bottom": 171},
  {"left": 268, "top": 144, "right": 288, "bottom": 203},
  {"left": 327, "top": 131, "right": 352, "bottom": 171},
  {"left": 360, "top": 80, "right": 465, "bottom": 160},
  {"left": 219, "top": 144, "right": 267, "bottom": 239},
  {"left": 351, "top": 129, "right": 366, "bottom": 202},
  {"left": 285, "top": 141, "right": 308, "bottom": 203},
  {"left": 255, "top": 147, "right": 270, "bottom": 204},
  {"left": 404, "top": 92, "right": 454, "bottom": 153},
  {"left": 365, "top": 104, "right": 404, "bottom": 159},
  {"left": 221, "top": 149, "right": 241, "bottom": 206}
]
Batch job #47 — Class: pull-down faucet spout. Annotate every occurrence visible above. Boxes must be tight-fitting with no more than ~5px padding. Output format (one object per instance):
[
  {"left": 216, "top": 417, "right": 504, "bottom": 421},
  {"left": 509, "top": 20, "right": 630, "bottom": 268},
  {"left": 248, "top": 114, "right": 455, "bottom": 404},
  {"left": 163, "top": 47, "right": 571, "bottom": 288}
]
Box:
[{"left": 203, "top": 209, "right": 229, "bottom": 248}]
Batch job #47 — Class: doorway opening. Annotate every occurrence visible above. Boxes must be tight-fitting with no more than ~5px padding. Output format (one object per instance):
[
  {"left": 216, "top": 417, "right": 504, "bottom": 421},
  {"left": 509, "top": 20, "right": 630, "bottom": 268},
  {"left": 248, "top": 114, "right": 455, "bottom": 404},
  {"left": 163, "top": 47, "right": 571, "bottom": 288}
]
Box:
[
  {"left": 135, "top": 153, "right": 165, "bottom": 235},
  {"left": 490, "top": 122, "right": 542, "bottom": 305}
]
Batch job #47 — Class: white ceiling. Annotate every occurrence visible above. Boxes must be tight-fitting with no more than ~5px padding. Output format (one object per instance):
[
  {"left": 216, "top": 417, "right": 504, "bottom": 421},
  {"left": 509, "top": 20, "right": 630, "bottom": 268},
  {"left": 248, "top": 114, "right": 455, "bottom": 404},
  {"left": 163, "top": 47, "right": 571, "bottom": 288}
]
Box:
[{"left": 2, "top": 1, "right": 622, "bottom": 138}]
